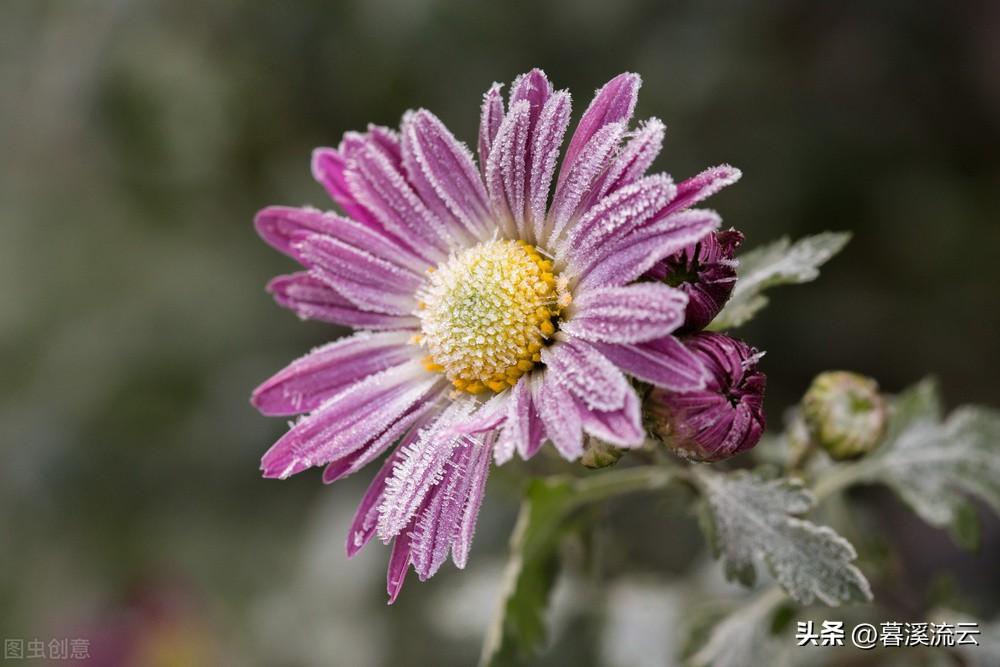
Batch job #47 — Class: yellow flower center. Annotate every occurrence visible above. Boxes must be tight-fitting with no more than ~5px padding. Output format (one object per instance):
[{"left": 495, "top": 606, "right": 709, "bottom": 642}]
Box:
[{"left": 415, "top": 239, "right": 571, "bottom": 394}]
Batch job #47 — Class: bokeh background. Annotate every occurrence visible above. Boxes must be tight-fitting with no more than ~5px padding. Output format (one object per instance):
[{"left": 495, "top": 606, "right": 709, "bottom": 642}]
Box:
[{"left": 2, "top": 0, "right": 999, "bottom": 665}]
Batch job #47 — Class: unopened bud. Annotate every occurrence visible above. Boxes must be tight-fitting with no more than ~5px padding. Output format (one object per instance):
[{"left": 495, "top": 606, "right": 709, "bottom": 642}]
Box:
[
  {"left": 645, "top": 332, "right": 766, "bottom": 462},
  {"left": 802, "top": 371, "right": 887, "bottom": 460},
  {"left": 581, "top": 438, "right": 624, "bottom": 469}
]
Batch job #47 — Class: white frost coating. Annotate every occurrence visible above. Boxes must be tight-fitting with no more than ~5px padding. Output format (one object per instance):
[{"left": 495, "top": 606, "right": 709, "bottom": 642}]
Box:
[
  {"left": 545, "top": 121, "right": 627, "bottom": 245},
  {"left": 527, "top": 90, "right": 572, "bottom": 240},
  {"left": 485, "top": 100, "right": 531, "bottom": 236},
  {"left": 377, "top": 399, "right": 475, "bottom": 541},
  {"left": 695, "top": 468, "right": 872, "bottom": 606}
]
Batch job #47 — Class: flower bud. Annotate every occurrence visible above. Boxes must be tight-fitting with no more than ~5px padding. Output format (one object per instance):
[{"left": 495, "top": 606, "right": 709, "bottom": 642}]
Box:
[
  {"left": 581, "top": 437, "right": 624, "bottom": 469},
  {"left": 645, "top": 332, "right": 766, "bottom": 462},
  {"left": 649, "top": 229, "right": 743, "bottom": 332},
  {"left": 802, "top": 371, "right": 887, "bottom": 460}
]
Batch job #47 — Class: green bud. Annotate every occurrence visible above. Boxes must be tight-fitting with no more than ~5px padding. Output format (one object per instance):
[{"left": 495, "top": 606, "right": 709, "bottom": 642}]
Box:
[
  {"left": 581, "top": 438, "right": 624, "bottom": 469},
  {"left": 802, "top": 371, "right": 888, "bottom": 460}
]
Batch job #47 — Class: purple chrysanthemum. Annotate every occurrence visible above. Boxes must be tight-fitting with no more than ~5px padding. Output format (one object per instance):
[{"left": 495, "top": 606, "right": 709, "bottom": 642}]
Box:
[
  {"left": 648, "top": 229, "right": 743, "bottom": 332},
  {"left": 251, "top": 69, "right": 741, "bottom": 602},
  {"left": 646, "top": 332, "right": 766, "bottom": 462}
]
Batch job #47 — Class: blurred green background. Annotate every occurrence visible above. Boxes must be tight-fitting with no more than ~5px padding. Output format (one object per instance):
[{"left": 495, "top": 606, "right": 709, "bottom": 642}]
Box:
[{"left": 2, "top": 0, "right": 998, "bottom": 665}]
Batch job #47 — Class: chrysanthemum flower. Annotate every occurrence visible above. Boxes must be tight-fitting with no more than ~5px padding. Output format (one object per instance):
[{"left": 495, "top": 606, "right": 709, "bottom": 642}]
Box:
[
  {"left": 251, "top": 69, "right": 741, "bottom": 602},
  {"left": 647, "top": 229, "right": 743, "bottom": 332},
  {"left": 646, "top": 332, "right": 766, "bottom": 462}
]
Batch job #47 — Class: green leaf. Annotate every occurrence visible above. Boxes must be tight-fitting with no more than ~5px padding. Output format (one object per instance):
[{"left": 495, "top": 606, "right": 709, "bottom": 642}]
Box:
[
  {"left": 479, "top": 467, "right": 675, "bottom": 666},
  {"left": 685, "top": 588, "right": 787, "bottom": 667},
  {"left": 708, "top": 232, "right": 851, "bottom": 330},
  {"left": 694, "top": 468, "right": 872, "bottom": 606},
  {"left": 860, "top": 382, "right": 1000, "bottom": 546}
]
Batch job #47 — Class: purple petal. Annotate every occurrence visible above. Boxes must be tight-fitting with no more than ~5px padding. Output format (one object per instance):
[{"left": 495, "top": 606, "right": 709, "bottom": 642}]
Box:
[
  {"left": 410, "top": 442, "right": 473, "bottom": 580},
  {"left": 293, "top": 234, "right": 420, "bottom": 315},
  {"left": 533, "top": 373, "right": 583, "bottom": 460},
  {"left": 255, "top": 205, "right": 429, "bottom": 275},
  {"left": 260, "top": 363, "right": 439, "bottom": 479},
  {"left": 478, "top": 83, "right": 505, "bottom": 180},
  {"left": 561, "top": 174, "right": 677, "bottom": 271},
  {"left": 252, "top": 331, "right": 414, "bottom": 416},
  {"left": 322, "top": 404, "right": 435, "bottom": 484},
  {"left": 528, "top": 91, "right": 572, "bottom": 240},
  {"left": 594, "top": 118, "right": 665, "bottom": 200},
  {"left": 378, "top": 400, "right": 475, "bottom": 540},
  {"left": 509, "top": 68, "right": 553, "bottom": 128},
  {"left": 401, "top": 109, "right": 490, "bottom": 240},
  {"left": 267, "top": 272, "right": 420, "bottom": 330},
  {"left": 485, "top": 100, "right": 531, "bottom": 233},
  {"left": 386, "top": 527, "right": 413, "bottom": 604},
  {"left": 494, "top": 377, "right": 542, "bottom": 463},
  {"left": 573, "top": 386, "right": 645, "bottom": 448},
  {"left": 577, "top": 209, "right": 721, "bottom": 291},
  {"left": 561, "top": 283, "right": 687, "bottom": 344},
  {"left": 659, "top": 164, "right": 742, "bottom": 217},
  {"left": 546, "top": 121, "right": 626, "bottom": 243},
  {"left": 346, "top": 425, "right": 425, "bottom": 558},
  {"left": 451, "top": 392, "right": 510, "bottom": 436},
  {"left": 557, "top": 72, "right": 641, "bottom": 191},
  {"left": 452, "top": 439, "right": 491, "bottom": 568},
  {"left": 311, "top": 147, "right": 381, "bottom": 227},
  {"left": 593, "top": 336, "right": 708, "bottom": 391},
  {"left": 540, "top": 338, "right": 629, "bottom": 411},
  {"left": 340, "top": 132, "right": 450, "bottom": 259}
]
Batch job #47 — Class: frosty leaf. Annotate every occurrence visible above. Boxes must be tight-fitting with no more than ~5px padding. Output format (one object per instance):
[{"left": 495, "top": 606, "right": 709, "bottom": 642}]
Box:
[
  {"left": 479, "top": 477, "right": 575, "bottom": 667},
  {"left": 480, "top": 467, "right": 675, "bottom": 666},
  {"left": 685, "top": 589, "right": 786, "bottom": 667},
  {"left": 694, "top": 468, "right": 872, "bottom": 606},
  {"left": 709, "top": 232, "right": 851, "bottom": 330},
  {"left": 858, "top": 380, "right": 1000, "bottom": 548}
]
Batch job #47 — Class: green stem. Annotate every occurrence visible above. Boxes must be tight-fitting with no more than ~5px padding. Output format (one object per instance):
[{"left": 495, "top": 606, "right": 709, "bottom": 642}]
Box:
[
  {"left": 569, "top": 464, "right": 679, "bottom": 506},
  {"left": 812, "top": 461, "right": 873, "bottom": 501}
]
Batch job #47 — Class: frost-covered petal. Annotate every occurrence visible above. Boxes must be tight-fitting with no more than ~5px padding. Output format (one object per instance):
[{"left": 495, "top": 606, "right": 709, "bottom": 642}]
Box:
[
  {"left": 533, "top": 373, "right": 584, "bottom": 460},
  {"left": 528, "top": 91, "right": 571, "bottom": 240},
  {"left": 478, "top": 83, "right": 504, "bottom": 180},
  {"left": 540, "top": 339, "right": 628, "bottom": 412},
  {"left": 401, "top": 109, "right": 490, "bottom": 239},
  {"left": 494, "top": 377, "right": 543, "bottom": 463},
  {"left": 378, "top": 400, "right": 475, "bottom": 541},
  {"left": 256, "top": 205, "right": 429, "bottom": 275},
  {"left": 345, "top": 425, "right": 424, "bottom": 558},
  {"left": 593, "top": 336, "right": 708, "bottom": 392},
  {"left": 509, "top": 68, "right": 552, "bottom": 128},
  {"left": 252, "top": 331, "right": 414, "bottom": 416},
  {"left": 562, "top": 283, "right": 687, "bottom": 344},
  {"left": 260, "top": 362, "right": 439, "bottom": 479},
  {"left": 577, "top": 209, "right": 721, "bottom": 291},
  {"left": 452, "top": 438, "right": 491, "bottom": 568},
  {"left": 485, "top": 100, "right": 531, "bottom": 233},
  {"left": 341, "top": 132, "right": 451, "bottom": 258},
  {"left": 573, "top": 386, "right": 645, "bottom": 448},
  {"left": 451, "top": 391, "right": 510, "bottom": 436},
  {"left": 387, "top": 524, "right": 414, "bottom": 604},
  {"left": 547, "top": 121, "right": 626, "bottom": 243},
  {"left": 267, "top": 273, "right": 419, "bottom": 330},
  {"left": 322, "top": 405, "right": 435, "bottom": 484},
  {"left": 660, "top": 164, "right": 742, "bottom": 217},
  {"left": 557, "top": 72, "right": 641, "bottom": 191},
  {"left": 593, "top": 118, "right": 666, "bottom": 200},
  {"left": 293, "top": 234, "right": 420, "bottom": 315},
  {"left": 561, "top": 174, "right": 677, "bottom": 269},
  {"left": 410, "top": 442, "right": 472, "bottom": 580},
  {"left": 311, "top": 147, "right": 383, "bottom": 228}
]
